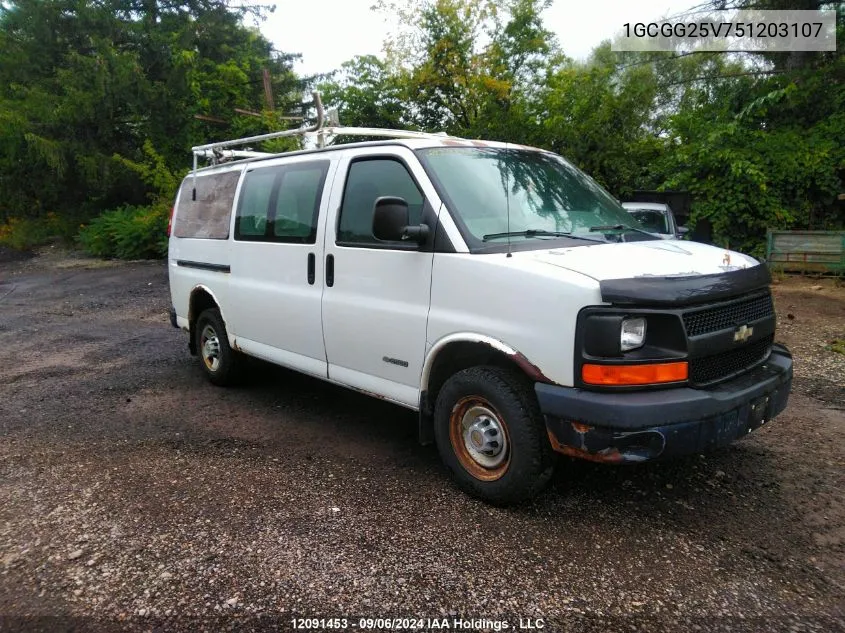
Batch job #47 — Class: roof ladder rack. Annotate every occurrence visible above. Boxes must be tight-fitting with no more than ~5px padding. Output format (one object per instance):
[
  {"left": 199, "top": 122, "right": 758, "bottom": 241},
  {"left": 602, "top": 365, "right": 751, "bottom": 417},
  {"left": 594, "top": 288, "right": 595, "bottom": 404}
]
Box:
[{"left": 189, "top": 91, "right": 462, "bottom": 199}]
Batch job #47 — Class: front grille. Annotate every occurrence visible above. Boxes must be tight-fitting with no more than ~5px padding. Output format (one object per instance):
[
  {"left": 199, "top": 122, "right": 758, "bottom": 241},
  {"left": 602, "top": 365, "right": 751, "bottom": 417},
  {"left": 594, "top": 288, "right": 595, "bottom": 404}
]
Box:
[
  {"left": 689, "top": 335, "right": 774, "bottom": 386},
  {"left": 683, "top": 292, "right": 774, "bottom": 337}
]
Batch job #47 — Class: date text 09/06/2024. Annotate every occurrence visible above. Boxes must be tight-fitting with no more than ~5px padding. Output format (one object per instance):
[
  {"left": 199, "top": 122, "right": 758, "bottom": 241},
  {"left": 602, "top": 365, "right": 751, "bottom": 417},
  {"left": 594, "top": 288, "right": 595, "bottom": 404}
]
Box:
[{"left": 290, "top": 617, "right": 547, "bottom": 630}]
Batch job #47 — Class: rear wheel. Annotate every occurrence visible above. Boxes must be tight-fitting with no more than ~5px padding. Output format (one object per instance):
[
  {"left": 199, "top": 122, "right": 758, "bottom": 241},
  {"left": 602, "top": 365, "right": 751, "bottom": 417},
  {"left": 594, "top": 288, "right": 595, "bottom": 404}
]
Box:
[
  {"left": 433, "top": 366, "right": 555, "bottom": 505},
  {"left": 195, "top": 308, "right": 242, "bottom": 386}
]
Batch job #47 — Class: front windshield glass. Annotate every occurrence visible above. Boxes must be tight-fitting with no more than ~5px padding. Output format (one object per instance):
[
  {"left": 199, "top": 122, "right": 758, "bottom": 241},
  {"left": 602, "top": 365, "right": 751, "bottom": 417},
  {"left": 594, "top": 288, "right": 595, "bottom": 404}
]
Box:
[
  {"left": 628, "top": 209, "right": 670, "bottom": 234},
  {"left": 417, "top": 147, "right": 641, "bottom": 242}
]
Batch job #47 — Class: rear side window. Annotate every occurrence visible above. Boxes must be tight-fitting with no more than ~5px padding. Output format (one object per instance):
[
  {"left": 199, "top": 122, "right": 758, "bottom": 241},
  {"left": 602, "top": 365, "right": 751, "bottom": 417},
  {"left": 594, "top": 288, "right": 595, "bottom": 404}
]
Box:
[
  {"left": 273, "top": 167, "right": 325, "bottom": 239},
  {"left": 235, "top": 161, "right": 329, "bottom": 243},
  {"left": 337, "top": 158, "right": 424, "bottom": 245},
  {"left": 236, "top": 169, "right": 275, "bottom": 237},
  {"left": 173, "top": 170, "right": 240, "bottom": 239}
]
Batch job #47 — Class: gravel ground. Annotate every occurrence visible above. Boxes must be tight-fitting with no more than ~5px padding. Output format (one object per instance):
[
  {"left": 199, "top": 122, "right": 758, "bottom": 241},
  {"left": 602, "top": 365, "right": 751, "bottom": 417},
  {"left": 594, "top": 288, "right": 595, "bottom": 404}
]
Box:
[{"left": 0, "top": 250, "right": 843, "bottom": 633}]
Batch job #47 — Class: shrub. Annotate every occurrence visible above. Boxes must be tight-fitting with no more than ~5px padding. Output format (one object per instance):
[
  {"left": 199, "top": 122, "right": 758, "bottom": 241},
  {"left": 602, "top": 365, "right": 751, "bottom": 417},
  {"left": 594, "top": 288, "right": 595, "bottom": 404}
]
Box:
[
  {"left": 0, "top": 217, "right": 51, "bottom": 250},
  {"left": 78, "top": 203, "right": 169, "bottom": 259},
  {"left": 0, "top": 212, "right": 72, "bottom": 250}
]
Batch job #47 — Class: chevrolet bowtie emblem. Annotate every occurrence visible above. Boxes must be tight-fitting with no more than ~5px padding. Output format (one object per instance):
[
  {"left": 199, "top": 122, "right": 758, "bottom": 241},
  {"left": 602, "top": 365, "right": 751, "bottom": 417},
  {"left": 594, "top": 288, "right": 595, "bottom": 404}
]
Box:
[{"left": 734, "top": 324, "right": 754, "bottom": 343}]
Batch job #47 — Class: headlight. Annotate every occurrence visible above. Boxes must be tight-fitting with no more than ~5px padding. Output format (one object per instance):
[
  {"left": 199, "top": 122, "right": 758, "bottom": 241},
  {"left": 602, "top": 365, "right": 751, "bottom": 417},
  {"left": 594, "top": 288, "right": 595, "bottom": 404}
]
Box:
[{"left": 620, "top": 317, "right": 646, "bottom": 352}]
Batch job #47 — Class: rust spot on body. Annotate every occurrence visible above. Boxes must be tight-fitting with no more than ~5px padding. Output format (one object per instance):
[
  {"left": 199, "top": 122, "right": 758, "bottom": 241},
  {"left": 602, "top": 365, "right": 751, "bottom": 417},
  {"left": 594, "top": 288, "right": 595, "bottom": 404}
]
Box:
[
  {"left": 571, "top": 422, "right": 592, "bottom": 434},
  {"left": 360, "top": 388, "right": 388, "bottom": 401},
  {"left": 547, "top": 422, "right": 665, "bottom": 464},
  {"left": 511, "top": 351, "right": 553, "bottom": 384},
  {"left": 546, "top": 429, "right": 623, "bottom": 462},
  {"left": 559, "top": 444, "right": 625, "bottom": 464}
]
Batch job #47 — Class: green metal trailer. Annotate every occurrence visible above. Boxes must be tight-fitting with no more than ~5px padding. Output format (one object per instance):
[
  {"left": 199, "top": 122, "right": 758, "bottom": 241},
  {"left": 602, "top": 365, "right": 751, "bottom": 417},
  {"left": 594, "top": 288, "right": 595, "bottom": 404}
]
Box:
[{"left": 766, "top": 230, "right": 845, "bottom": 274}]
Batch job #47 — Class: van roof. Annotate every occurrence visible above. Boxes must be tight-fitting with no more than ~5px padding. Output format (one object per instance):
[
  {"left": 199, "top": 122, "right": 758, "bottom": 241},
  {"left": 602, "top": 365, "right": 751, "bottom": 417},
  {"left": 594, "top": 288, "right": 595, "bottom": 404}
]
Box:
[
  {"left": 188, "top": 137, "right": 546, "bottom": 176},
  {"left": 189, "top": 92, "right": 547, "bottom": 177}
]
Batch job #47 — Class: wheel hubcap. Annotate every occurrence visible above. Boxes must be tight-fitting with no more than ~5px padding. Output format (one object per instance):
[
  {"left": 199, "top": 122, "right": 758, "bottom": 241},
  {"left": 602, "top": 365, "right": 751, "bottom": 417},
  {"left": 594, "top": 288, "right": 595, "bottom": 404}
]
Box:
[
  {"left": 200, "top": 325, "right": 220, "bottom": 371},
  {"left": 462, "top": 407, "right": 508, "bottom": 468},
  {"left": 449, "top": 397, "right": 511, "bottom": 481}
]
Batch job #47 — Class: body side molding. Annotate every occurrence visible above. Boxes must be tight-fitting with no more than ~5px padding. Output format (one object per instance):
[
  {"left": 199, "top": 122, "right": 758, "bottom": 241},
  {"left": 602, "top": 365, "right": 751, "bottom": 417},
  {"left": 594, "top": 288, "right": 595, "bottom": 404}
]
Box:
[{"left": 177, "top": 259, "right": 231, "bottom": 273}]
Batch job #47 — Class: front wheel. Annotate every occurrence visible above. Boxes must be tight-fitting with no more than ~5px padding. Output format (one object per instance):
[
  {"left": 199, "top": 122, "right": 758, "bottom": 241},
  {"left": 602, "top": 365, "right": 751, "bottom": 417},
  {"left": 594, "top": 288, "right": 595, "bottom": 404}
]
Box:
[
  {"left": 433, "top": 366, "right": 555, "bottom": 505},
  {"left": 194, "top": 308, "right": 242, "bottom": 386}
]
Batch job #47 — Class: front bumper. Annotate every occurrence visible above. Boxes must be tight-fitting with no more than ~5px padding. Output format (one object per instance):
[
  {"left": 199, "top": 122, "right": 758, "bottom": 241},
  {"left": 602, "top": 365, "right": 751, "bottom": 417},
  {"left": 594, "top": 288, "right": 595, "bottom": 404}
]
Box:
[{"left": 536, "top": 344, "right": 793, "bottom": 463}]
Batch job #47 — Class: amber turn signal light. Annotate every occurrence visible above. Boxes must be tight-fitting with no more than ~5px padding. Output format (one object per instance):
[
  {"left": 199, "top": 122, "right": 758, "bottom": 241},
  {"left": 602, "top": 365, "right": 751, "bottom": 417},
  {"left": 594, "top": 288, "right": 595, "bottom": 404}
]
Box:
[{"left": 582, "top": 361, "right": 688, "bottom": 386}]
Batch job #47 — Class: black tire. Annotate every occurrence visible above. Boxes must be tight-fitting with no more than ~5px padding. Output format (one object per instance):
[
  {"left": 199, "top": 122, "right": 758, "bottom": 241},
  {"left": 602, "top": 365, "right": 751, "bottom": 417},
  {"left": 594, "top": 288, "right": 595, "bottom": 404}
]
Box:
[
  {"left": 194, "top": 308, "right": 242, "bottom": 386},
  {"left": 433, "top": 366, "right": 555, "bottom": 505}
]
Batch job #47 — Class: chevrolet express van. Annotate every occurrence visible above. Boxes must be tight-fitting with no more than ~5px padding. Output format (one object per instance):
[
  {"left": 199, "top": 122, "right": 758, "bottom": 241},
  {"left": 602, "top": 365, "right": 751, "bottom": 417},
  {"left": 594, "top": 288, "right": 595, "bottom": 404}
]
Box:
[{"left": 168, "top": 117, "right": 793, "bottom": 505}]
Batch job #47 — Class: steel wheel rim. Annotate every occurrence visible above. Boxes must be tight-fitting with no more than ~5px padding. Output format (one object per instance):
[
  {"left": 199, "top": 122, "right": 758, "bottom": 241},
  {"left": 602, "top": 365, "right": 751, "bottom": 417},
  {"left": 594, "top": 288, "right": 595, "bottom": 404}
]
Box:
[
  {"left": 200, "top": 324, "right": 221, "bottom": 372},
  {"left": 449, "top": 396, "right": 510, "bottom": 481}
]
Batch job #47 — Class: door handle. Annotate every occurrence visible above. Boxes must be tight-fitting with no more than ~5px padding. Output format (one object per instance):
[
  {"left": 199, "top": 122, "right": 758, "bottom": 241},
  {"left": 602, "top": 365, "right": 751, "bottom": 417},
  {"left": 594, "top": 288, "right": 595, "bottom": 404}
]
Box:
[
  {"left": 307, "top": 253, "right": 315, "bottom": 285},
  {"left": 326, "top": 254, "right": 334, "bottom": 287}
]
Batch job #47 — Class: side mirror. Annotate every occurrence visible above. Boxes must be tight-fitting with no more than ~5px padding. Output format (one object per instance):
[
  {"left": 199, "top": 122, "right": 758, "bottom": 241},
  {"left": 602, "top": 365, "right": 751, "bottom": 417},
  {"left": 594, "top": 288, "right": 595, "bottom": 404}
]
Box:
[
  {"left": 676, "top": 226, "right": 690, "bottom": 239},
  {"left": 372, "top": 196, "right": 429, "bottom": 245}
]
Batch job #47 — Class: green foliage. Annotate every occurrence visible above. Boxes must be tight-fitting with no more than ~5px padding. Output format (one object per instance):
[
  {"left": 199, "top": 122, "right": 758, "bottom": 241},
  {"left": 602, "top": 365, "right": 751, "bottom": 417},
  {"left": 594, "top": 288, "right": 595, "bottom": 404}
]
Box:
[
  {"left": 333, "top": 0, "right": 554, "bottom": 141},
  {"left": 113, "top": 140, "right": 182, "bottom": 203},
  {"left": 327, "top": 1, "right": 844, "bottom": 256},
  {"left": 319, "top": 55, "right": 408, "bottom": 131},
  {"left": 658, "top": 52, "right": 845, "bottom": 254},
  {"left": 0, "top": 210, "right": 82, "bottom": 250},
  {"left": 827, "top": 339, "right": 845, "bottom": 356},
  {"left": 0, "top": 0, "right": 304, "bottom": 232},
  {"left": 1, "top": 0, "right": 844, "bottom": 260},
  {"left": 78, "top": 203, "right": 169, "bottom": 260},
  {"left": 541, "top": 46, "right": 664, "bottom": 196},
  {"left": 0, "top": 215, "right": 56, "bottom": 251}
]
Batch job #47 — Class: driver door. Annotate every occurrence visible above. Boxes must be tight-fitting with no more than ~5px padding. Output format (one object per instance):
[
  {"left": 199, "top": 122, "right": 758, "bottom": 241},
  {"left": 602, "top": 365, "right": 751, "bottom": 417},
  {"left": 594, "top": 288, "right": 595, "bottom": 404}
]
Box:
[{"left": 321, "top": 147, "right": 440, "bottom": 407}]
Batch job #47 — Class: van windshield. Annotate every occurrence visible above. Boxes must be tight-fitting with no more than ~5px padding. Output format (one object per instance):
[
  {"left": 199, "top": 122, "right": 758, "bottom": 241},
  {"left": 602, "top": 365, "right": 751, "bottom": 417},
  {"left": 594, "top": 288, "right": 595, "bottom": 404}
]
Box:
[{"left": 417, "top": 147, "right": 646, "bottom": 245}]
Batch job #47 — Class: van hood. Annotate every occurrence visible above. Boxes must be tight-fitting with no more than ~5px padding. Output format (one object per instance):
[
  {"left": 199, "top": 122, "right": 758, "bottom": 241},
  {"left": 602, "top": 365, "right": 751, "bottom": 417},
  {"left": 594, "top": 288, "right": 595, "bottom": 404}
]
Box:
[{"left": 516, "top": 239, "right": 759, "bottom": 282}]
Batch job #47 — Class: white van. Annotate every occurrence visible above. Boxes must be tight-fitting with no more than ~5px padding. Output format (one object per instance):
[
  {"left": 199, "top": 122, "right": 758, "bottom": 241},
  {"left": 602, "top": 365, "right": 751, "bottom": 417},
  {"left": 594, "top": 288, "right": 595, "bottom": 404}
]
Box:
[
  {"left": 168, "top": 115, "right": 792, "bottom": 504},
  {"left": 622, "top": 201, "right": 688, "bottom": 240}
]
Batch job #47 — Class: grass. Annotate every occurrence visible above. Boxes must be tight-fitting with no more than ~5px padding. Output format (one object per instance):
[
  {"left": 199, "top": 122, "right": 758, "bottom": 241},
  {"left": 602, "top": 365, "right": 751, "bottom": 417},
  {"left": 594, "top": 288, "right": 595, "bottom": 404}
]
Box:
[{"left": 827, "top": 339, "right": 845, "bottom": 355}]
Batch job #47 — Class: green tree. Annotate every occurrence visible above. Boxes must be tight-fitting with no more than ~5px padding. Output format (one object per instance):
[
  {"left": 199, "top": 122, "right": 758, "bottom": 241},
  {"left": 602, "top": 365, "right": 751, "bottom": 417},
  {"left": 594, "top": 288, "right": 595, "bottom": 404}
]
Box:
[
  {"left": 2, "top": 0, "right": 843, "bottom": 259},
  {"left": 648, "top": 4, "right": 845, "bottom": 253},
  {"left": 540, "top": 45, "right": 664, "bottom": 196},
  {"left": 318, "top": 55, "right": 407, "bottom": 129},
  {"left": 360, "top": 0, "right": 553, "bottom": 140},
  {"left": 0, "top": 0, "right": 304, "bottom": 227}
]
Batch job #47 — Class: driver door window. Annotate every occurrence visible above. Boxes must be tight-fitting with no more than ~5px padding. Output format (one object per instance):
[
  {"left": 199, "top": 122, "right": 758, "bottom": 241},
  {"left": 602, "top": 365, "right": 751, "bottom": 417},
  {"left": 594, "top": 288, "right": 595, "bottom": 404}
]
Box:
[{"left": 337, "top": 158, "right": 424, "bottom": 245}]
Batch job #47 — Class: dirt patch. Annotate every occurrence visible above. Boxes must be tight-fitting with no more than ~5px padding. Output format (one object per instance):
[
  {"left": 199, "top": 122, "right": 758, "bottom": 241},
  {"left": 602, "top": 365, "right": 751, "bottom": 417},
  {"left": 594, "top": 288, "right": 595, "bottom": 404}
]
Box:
[
  {"left": 772, "top": 276, "right": 845, "bottom": 407},
  {"left": 0, "top": 246, "right": 35, "bottom": 264}
]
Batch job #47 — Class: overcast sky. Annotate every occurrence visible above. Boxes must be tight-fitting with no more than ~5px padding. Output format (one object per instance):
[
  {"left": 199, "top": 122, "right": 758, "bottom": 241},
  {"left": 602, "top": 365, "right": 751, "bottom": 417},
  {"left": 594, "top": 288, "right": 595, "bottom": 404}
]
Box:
[{"left": 260, "top": 0, "right": 699, "bottom": 77}]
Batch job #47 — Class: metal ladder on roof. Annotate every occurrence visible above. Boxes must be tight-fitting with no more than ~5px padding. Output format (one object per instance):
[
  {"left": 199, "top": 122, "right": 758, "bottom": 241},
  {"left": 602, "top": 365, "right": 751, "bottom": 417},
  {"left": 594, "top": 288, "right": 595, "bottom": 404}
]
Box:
[
  {"left": 191, "top": 91, "right": 456, "bottom": 166},
  {"left": 187, "top": 92, "right": 459, "bottom": 200}
]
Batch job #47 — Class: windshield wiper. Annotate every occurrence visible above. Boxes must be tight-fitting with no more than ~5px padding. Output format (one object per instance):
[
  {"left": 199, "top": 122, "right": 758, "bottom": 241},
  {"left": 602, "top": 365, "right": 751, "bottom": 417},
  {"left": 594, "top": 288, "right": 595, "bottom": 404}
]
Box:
[
  {"left": 482, "top": 229, "right": 603, "bottom": 243},
  {"left": 589, "top": 224, "right": 657, "bottom": 238}
]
